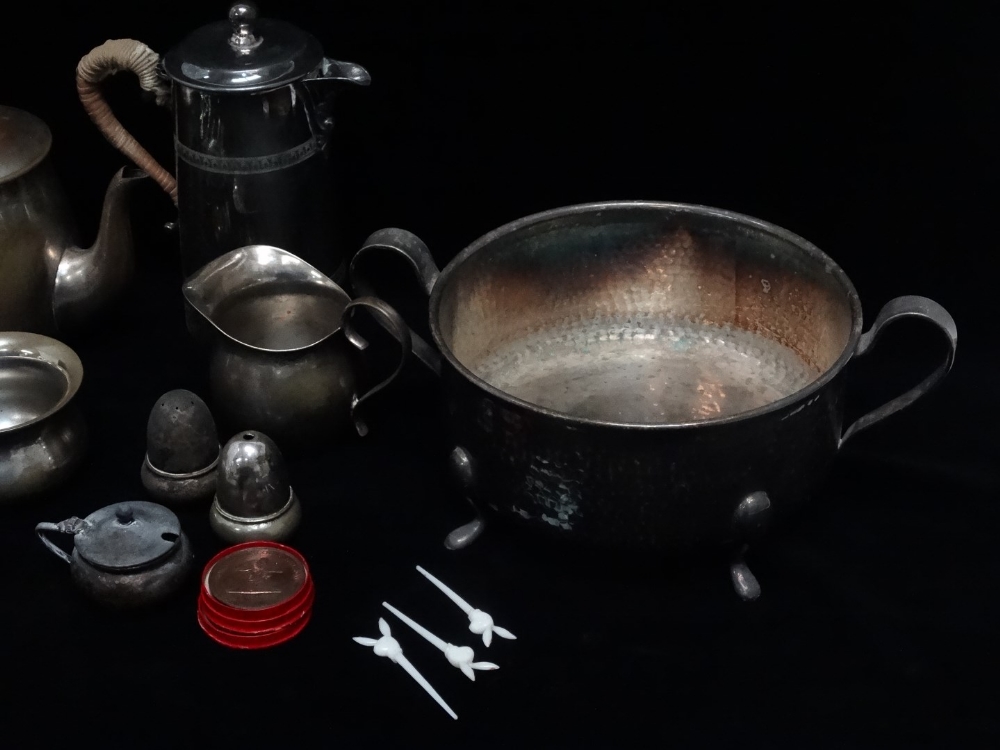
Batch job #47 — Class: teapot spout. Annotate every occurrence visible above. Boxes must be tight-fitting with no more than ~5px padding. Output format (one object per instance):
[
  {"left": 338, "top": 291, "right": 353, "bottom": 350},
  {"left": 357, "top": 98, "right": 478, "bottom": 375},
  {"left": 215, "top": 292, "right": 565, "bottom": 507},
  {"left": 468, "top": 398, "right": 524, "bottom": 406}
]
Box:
[{"left": 53, "top": 166, "right": 147, "bottom": 329}]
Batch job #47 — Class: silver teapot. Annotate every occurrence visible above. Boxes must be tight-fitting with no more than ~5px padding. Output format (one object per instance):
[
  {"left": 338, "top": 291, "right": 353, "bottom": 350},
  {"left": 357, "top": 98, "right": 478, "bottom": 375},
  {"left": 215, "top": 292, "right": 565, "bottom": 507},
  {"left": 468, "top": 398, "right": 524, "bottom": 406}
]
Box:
[
  {"left": 0, "top": 106, "right": 143, "bottom": 334},
  {"left": 77, "top": 2, "right": 369, "bottom": 281}
]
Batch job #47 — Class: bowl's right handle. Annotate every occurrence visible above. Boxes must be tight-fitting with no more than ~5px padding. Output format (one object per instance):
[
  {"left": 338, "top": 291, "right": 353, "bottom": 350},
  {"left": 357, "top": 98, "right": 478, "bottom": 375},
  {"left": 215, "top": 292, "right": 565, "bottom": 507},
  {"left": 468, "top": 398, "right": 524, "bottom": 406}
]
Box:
[{"left": 840, "top": 295, "right": 957, "bottom": 446}]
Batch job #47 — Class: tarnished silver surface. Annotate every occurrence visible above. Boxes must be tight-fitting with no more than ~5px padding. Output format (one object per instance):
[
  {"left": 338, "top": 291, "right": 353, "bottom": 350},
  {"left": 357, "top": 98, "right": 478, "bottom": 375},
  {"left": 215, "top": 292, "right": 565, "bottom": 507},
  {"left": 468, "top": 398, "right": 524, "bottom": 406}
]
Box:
[
  {"left": 183, "top": 245, "right": 411, "bottom": 447},
  {"left": 0, "top": 105, "right": 50, "bottom": 181},
  {"left": 475, "top": 317, "right": 819, "bottom": 424},
  {"left": 444, "top": 446, "right": 485, "bottom": 550},
  {"left": 72, "top": 502, "right": 181, "bottom": 571},
  {"left": 0, "top": 106, "right": 144, "bottom": 334},
  {"left": 36, "top": 501, "right": 193, "bottom": 607},
  {"left": 429, "top": 219, "right": 856, "bottom": 427},
  {"left": 0, "top": 332, "right": 86, "bottom": 501},
  {"left": 84, "top": 4, "right": 369, "bottom": 281},
  {"left": 144, "top": 453, "right": 219, "bottom": 479},
  {"left": 227, "top": 3, "right": 263, "bottom": 53},
  {"left": 216, "top": 431, "right": 291, "bottom": 517},
  {"left": 209, "top": 431, "right": 300, "bottom": 542},
  {"left": 209, "top": 491, "right": 302, "bottom": 544},
  {"left": 141, "top": 389, "right": 219, "bottom": 505},
  {"left": 184, "top": 245, "right": 354, "bottom": 446},
  {"left": 164, "top": 2, "right": 326, "bottom": 92},
  {"left": 350, "top": 202, "right": 958, "bottom": 599},
  {"left": 730, "top": 545, "right": 761, "bottom": 601}
]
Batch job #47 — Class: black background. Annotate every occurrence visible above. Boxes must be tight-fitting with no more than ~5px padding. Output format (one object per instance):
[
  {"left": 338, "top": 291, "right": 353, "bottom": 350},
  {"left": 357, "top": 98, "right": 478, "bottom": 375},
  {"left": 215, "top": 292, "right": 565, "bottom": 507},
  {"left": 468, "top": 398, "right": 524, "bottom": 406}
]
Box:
[{"left": 3, "top": 1, "right": 998, "bottom": 747}]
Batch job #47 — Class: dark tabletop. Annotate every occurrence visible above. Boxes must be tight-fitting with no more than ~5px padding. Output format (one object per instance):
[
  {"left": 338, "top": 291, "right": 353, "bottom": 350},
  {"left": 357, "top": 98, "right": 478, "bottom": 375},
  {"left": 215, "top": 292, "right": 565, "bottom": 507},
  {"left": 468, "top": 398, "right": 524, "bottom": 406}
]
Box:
[{"left": 3, "top": 1, "right": 997, "bottom": 747}]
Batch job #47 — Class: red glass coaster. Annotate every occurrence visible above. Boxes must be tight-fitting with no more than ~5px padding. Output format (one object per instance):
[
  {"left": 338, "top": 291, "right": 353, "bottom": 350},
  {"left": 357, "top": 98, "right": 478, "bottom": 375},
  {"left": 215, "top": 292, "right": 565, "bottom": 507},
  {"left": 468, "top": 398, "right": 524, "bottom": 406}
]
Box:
[
  {"left": 197, "top": 606, "right": 312, "bottom": 650},
  {"left": 197, "top": 541, "right": 314, "bottom": 649},
  {"left": 201, "top": 541, "right": 310, "bottom": 616},
  {"left": 199, "top": 573, "right": 314, "bottom": 624},
  {"left": 198, "top": 585, "right": 315, "bottom": 635}
]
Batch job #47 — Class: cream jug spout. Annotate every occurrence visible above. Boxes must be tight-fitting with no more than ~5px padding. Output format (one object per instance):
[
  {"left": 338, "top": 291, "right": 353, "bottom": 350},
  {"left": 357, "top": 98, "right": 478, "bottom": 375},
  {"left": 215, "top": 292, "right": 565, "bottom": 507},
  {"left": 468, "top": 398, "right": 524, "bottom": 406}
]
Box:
[
  {"left": 53, "top": 166, "right": 146, "bottom": 329},
  {"left": 181, "top": 244, "right": 350, "bottom": 349}
]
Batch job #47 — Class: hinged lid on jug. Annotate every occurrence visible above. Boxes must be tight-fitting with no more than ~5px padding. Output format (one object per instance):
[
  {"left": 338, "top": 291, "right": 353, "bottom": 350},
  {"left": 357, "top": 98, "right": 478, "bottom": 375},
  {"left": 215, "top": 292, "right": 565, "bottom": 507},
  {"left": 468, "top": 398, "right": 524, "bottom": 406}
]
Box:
[{"left": 163, "top": 3, "right": 325, "bottom": 92}]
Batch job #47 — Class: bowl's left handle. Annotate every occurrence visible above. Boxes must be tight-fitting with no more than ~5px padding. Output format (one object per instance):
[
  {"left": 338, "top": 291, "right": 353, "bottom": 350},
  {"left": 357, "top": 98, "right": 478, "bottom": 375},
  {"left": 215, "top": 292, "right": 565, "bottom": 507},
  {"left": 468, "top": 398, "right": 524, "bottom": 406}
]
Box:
[
  {"left": 840, "top": 295, "right": 957, "bottom": 445},
  {"left": 35, "top": 518, "right": 88, "bottom": 564}
]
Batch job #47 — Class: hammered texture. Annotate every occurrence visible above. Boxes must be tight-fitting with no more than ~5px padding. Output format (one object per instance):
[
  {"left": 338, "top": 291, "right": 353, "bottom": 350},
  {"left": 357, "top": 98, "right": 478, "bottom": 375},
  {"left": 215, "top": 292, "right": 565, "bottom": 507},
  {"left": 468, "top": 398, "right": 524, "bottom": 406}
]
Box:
[
  {"left": 438, "top": 212, "right": 853, "bottom": 425},
  {"left": 475, "top": 316, "right": 817, "bottom": 423},
  {"left": 445, "top": 368, "right": 844, "bottom": 552},
  {"left": 431, "top": 204, "right": 856, "bottom": 550}
]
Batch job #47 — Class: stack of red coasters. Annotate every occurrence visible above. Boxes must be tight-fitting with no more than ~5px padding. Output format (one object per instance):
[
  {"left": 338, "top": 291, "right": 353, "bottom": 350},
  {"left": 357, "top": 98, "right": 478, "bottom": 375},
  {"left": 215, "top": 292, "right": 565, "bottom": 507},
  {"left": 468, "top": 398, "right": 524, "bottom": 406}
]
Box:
[{"left": 197, "top": 541, "right": 314, "bottom": 649}]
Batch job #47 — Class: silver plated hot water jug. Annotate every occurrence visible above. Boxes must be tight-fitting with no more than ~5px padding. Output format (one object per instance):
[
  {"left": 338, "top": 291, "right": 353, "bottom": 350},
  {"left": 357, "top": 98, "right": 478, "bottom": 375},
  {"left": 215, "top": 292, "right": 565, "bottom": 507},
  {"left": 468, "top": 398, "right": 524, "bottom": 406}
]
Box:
[{"left": 77, "top": 2, "right": 369, "bottom": 281}]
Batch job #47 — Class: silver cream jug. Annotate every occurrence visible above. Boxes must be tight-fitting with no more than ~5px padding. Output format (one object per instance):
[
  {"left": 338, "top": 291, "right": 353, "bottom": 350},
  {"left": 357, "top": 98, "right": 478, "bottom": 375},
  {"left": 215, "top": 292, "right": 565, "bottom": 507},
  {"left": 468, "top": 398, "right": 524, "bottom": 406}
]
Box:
[{"left": 182, "top": 245, "right": 410, "bottom": 452}]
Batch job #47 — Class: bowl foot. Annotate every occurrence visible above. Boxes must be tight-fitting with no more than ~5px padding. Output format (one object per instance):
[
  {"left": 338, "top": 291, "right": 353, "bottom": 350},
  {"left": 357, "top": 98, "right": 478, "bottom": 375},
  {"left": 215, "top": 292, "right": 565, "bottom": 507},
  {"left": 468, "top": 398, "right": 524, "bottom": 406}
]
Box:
[
  {"left": 729, "top": 490, "right": 772, "bottom": 601},
  {"left": 444, "top": 516, "right": 486, "bottom": 550},
  {"left": 730, "top": 544, "right": 761, "bottom": 601}
]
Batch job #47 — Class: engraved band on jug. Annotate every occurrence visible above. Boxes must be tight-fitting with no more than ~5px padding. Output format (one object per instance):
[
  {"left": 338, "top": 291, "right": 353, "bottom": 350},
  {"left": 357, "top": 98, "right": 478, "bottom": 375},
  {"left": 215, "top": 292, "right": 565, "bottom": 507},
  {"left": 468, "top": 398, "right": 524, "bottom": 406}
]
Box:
[{"left": 174, "top": 138, "right": 320, "bottom": 176}]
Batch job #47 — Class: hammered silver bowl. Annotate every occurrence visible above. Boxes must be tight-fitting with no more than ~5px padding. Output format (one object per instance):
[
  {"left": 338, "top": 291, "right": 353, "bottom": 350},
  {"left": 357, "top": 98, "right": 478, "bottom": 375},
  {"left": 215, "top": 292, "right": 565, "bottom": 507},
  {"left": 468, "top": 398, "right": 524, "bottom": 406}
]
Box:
[{"left": 0, "top": 332, "right": 86, "bottom": 501}]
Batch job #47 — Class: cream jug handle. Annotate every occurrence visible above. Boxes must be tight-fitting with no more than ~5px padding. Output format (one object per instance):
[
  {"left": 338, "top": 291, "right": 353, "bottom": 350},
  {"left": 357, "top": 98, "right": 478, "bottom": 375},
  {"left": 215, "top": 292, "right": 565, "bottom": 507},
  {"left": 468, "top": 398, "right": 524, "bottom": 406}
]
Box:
[
  {"left": 342, "top": 297, "right": 415, "bottom": 437},
  {"left": 77, "top": 39, "right": 178, "bottom": 204},
  {"left": 349, "top": 228, "right": 444, "bottom": 375}
]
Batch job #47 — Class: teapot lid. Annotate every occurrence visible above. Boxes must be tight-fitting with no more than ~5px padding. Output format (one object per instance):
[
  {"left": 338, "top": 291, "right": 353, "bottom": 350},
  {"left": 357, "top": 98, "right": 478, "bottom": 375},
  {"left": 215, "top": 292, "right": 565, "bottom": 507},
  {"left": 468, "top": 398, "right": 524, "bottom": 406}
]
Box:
[
  {"left": 162, "top": 3, "right": 324, "bottom": 92},
  {"left": 75, "top": 502, "right": 183, "bottom": 572},
  {"left": 0, "top": 106, "right": 51, "bottom": 184}
]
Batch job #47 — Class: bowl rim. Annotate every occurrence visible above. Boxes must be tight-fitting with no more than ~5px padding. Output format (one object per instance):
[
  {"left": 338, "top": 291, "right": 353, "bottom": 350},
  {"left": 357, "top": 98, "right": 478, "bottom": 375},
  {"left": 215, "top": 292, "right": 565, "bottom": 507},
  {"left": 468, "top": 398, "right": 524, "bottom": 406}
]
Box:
[
  {"left": 0, "top": 332, "right": 83, "bottom": 434},
  {"left": 427, "top": 200, "right": 865, "bottom": 431}
]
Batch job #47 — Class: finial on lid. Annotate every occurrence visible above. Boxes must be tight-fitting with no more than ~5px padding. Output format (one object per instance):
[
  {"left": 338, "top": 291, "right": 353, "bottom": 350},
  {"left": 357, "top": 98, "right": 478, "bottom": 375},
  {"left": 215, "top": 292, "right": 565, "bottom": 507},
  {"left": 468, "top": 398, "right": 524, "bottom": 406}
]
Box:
[{"left": 229, "top": 3, "right": 262, "bottom": 53}]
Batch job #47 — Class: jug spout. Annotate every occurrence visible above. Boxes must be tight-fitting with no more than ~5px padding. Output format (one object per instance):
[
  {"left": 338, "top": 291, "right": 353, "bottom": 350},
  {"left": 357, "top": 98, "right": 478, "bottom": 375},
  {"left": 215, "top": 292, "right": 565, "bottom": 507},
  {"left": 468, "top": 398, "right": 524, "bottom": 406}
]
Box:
[
  {"left": 53, "top": 167, "right": 147, "bottom": 329},
  {"left": 301, "top": 58, "right": 371, "bottom": 145},
  {"left": 318, "top": 57, "right": 371, "bottom": 87},
  {"left": 301, "top": 58, "right": 370, "bottom": 106}
]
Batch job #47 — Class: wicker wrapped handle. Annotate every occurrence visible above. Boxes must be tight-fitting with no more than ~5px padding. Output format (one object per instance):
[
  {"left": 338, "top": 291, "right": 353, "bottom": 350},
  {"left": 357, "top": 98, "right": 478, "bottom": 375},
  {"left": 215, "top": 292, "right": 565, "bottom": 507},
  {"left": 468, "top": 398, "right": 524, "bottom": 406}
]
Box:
[{"left": 76, "top": 39, "right": 177, "bottom": 204}]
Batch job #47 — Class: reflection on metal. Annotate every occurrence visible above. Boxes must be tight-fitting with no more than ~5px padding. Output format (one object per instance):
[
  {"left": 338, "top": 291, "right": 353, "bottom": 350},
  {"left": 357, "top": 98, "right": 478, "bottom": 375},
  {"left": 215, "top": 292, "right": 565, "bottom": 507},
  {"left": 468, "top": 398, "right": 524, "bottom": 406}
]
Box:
[{"left": 348, "top": 203, "right": 957, "bottom": 558}]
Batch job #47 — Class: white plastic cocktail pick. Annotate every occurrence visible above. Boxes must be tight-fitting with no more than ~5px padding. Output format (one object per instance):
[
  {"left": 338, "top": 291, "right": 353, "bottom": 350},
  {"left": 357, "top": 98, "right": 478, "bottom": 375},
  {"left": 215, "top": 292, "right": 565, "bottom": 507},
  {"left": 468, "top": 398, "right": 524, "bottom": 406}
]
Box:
[
  {"left": 353, "top": 617, "right": 458, "bottom": 720},
  {"left": 415, "top": 565, "right": 517, "bottom": 648},
  {"left": 382, "top": 601, "right": 499, "bottom": 681}
]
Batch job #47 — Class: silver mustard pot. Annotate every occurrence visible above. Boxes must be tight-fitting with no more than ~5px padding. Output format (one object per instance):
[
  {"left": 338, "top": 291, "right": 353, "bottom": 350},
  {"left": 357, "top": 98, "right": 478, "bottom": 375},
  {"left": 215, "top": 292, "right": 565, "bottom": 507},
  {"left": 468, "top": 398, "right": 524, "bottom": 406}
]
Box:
[
  {"left": 77, "top": 2, "right": 370, "bottom": 281},
  {"left": 36, "top": 502, "right": 194, "bottom": 607}
]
